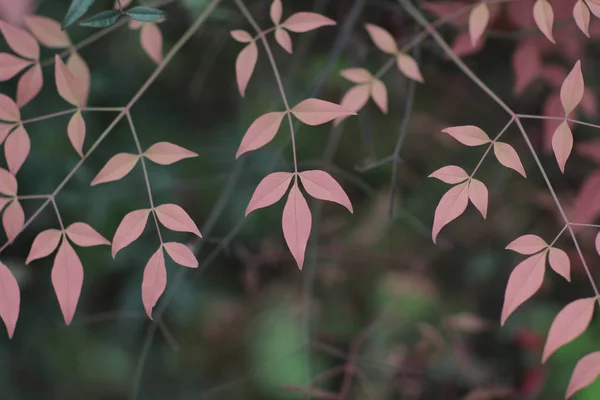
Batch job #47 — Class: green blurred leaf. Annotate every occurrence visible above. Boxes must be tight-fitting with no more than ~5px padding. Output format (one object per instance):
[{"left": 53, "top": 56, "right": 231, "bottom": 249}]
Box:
[
  {"left": 79, "top": 10, "right": 122, "bottom": 28},
  {"left": 126, "top": 6, "right": 168, "bottom": 22},
  {"left": 63, "top": 0, "right": 96, "bottom": 29}
]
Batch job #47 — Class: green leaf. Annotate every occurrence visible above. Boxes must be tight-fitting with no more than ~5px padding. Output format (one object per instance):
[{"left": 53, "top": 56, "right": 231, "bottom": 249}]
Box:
[
  {"left": 126, "top": 6, "right": 168, "bottom": 22},
  {"left": 79, "top": 10, "right": 121, "bottom": 28},
  {"left": 63, "top": 0, "right": 96, "bottom": 29}
]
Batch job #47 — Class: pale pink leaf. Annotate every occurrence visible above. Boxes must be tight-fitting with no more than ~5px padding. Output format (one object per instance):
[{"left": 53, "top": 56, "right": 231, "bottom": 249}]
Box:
[
  {"left": 51, "top": 238, "right": 83, "bottom": 325},
  {"left": 501, "top": 251, "right": 547, "bottom": 325},
  {"left": 506, "top": 234, "right": 548, "bottom": 254},
  {"left": 468, "top": 178, "right": 488, "bottom": 218},
  {"left": 333, "top": 84, "right": 370, "bottom": 126},
  {"left": 442, "top": 125, "right": 491, "bottom": 146},
  {"left": 0, "top": 93, "right": 19, "bottom": 121},
  {"left": 163, "top": 242, "right": 198, "bottom": 268},
  {"left": 0, "top": 53, "right": 31, "bottom": 82},
  {"left": 112, "top": 209, "right": 150, "bottom": 258},
  {"left": 0, "top": 198, "right": 10, "bottom": 214},
  {"left": 560, "top": 60, "right": 584, "bottom": 115},
  {"left": 236, "top": 112, "right": 285, "bottom": 158},
  {"left": 16, "top": 63, "right": 42, "bottom": 107},
  {"left": 144, "top": 142, "right": 198, "bottom": 165},
  {"left": 574, "top": 1, "right": 591, "bottom": 37},
  {"left": 142, "top": 247, "right": 166, "bottom": 319},
  {"left": 533, "top": 0, "right": 555, "bottom": 43},
  {"left": 596, "top": 231, "right": 600, "bottom": 255},
  {"left": 0, "top": 21, "right": 39, "bottom": 60},
  {"left": 67, "top": 111, "right": 85, "bottom": 157},
  {"left": 432, "top": 182, "right": 469, "bottom": 244},
  {"left": 543, "top": 297, "right": 595, "bottom": 362},
  {"left": 275, "top": 28, "right": 292, "bottom": 53},
  {"left": 141, "top": 23, "right": 163, "bottom": 65},
  {"left": 547, "top": 247, "right": 571, "bottom": 281},
  {"left": 364, "top": 23, "right": 397, "bottom": 54},
  {"left": 5, "top": 125, "right": 30, "bottom": 174},
  {"left": 54, "top": 55, "right": 81, "bottom": 107},
  {"left": 493, "top": 142, "right": 527, "bottom": 177},
  {"left": 397, "top": 53, "right": 424, "bottom": 82},
  {"left": 567, "top": 352, "right": 600, "bottom": 399},
  {"left": 230, "top": 30, "right": 252, "bottom": 43},
  {"left": 370, "top": 79, "right": 387, "bottom": 114},
  {"left": 469, "top": 3, "right": 490, "bottom": 46},
  {"left": 340, "top": 68, "right": 372, "bottom": 83},
  {"left": 0, "top": 0, "right": 35, "bottom": 26},
  {"left": 551, "top": 121, "right": 573, "bottom": 173},
  {"left": 66, "top": 52, "right": 89, "bottom": 107},
  {"left": 25, "top": 229, "right": 62, "bottom": 264},
  {"left": 90, "top": 153, "right": 139, "bottom": 186},
  {"left": 588, "top": 0, "right": 600, "bottom": 18},
  {"left": 2, "top": 200, "right": 23, "bottom": 242},
  {"left": 292, "top": 98, "right": 355, "bottom": 126},
  {"left": 66, "top": 222, "right": 110, "bottom": 247},
  {"left": 281, "top": 12, "right": 336, "bottom": 33},
  {"left": 155, "top": 204, "right": 202, "bottom": 237},
  {"left": 429, "top": 165, "right": 469, "bottom": 184},
  {"left": 299, "top": 170, "right": 353, "bottom": 213},
  {"left": 0, "top": 123, "right": 13, "bottom": 144},
  {"left": 246, "top": 172, "right": 293, "bottom": 216},
  {"left": 270, "top": 0, "right": 282, "bottom": 25},
  {"left": 0, "top": 167, "right": 16, "bottom": 195},
  {"left": 282, "top": 181, "right": 312, "bottom": 270},
  {"left": 0, "top": 262, "right": 18, "bottom": 338},
  {"left": 235, "top": 42, "right": 258, "bottom": 97},
  {"left": 24, "top": 16, "right": 70, "bottom": 48}
]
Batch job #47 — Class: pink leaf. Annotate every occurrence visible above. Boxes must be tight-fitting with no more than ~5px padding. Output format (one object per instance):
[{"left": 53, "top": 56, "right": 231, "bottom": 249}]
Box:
[
  {"left": 281, "top": 12, "right": 336, "bottom": 33},
  {"left": 155, "top": 204, "right": 202, "bottom": 237},
  {"left": 246, "top": 172, "right": 293, "bottom": 216},
  {"left": 90, "top": 153, "right": 139, "bottom": 186},
  {"left": 24, "top": 16, "right": 70, "bottom": 48},
  {"left": 67, "top": 111, "right": 85, "bottom": 157},
  {"left": 501, "top": 251, "right": 547, "bottom": 325},
  {"left": 468, "top": 178, "right": 488, "bottom": 218},
  {"left": 0, "top": 93, "right": 20, "bottom": 121},
  {"left": 340, "top": 68, "right": 372, "bottom": 83},
  {"left": 55, "top": 55, "right": 81, "bottom": 107},
  {"left": 0, "top": 0, "right": 35, "bottom": 26},
  {"left": 292, "top": 98, "right": 356, "bottom": 126},
  {"left": 370, "top": 79, "right": 387, "bottom": 114},
  {"left": 429, "top": 165, "right": 469, "bottom": 184},
  {"left": 451, "top": 31, "right": 486, "bottom": 58},
  {"left": 142, "top": 247, "right": 166, "bottom": 319},
  {"left": 364, "top": 23, "right": 397, "bottom": 54},
  {"left": 506, "top": 234, "right": 548, "bottom": 254},
  {"left": 141, "top": 23, "right": 163, "bottom": 65},
  {"left": 0, "top": 21, "right": 39, "bottom": 60},
  {"left": 494, "top": 142, "right": 527, "bottom": 177},
  {"left": 112, "top": 209, "right": 150, "bottom": 257},
  {"left": 561, "top": 60, "right": 584, "bottom": 115},
  {"left": 299, "top": 170, "right": 353, "bottom": 213},
  {"left": 51, "top": 238, "right": 83, "bottom": 325},
  {"left": 282, "top": 181, "right": 312, "bottom": 270},
  {"left": 235, "top": 42, "right": 258, "bottom": 97},
  {"left": 275, "top": 28, "right": 292, "bottom": 53},
  {"left": 230, "top": 30, "right": 252, "bottom": 43},
  {"left": 0, "top": 167, "right": 16, "bottom": 195},
  {"left": 66, "top": 222, "right": 110, "bottom": 247},
  {"left": 512, "top": 39, "right": 543, "bottom": 94},
  {"left": 236, "top": 112, "right": 286, "bottom": 158},
  {"left": 25, "top": 229, "right": 62, "bottom": 264},
  {"left": 16, "top": 63, "right": 42, "bottom": 107},
  {"left": 396, "top": 53, "right": 424, "bottom": 82},
  {"left": 432, "top": 181, "right": 469, "bottom": 244},
  {"left": 469, "top": 3, "right": 490, "bottom": 45},
  {"left": 548, "top": 247, "right": 570, "bottom": 281},
  {"left": 270, "top": 0, "right": 282, "bottom": 25},
  {"left": 442, "top": 125, "right": 490, "bottom": 146},
  {"left": 5, "top": 125, "right": 30, "bottom": 174},
  {"left": 567, "top": 352, "right": 600, "bottom": 399},
  {"left": 163, "top": 242, "right": 198, "bottom": 268},
  {"left": 66, "top": 52, "right": 89, "bottom": 107},
  {"left": 551, "top": 121, "right": 573, "bottom": 173},
  {"left": 2, "top": 200, "right": 23, "bottom": 242},
  {"left": 0, "top": 262, "right": 18, "bottom": 338},
  {"left": 573, "top": 0, "right": 590, "bottom": 37},
  {"left": 533, "top": 0, "right": 555, "bottom": 43},
  {"left": 596, "top": 232, "right": 600, "bottom": 255},
  {"left": 0, "top": 197, "right": 10, "bottom": 214},
  {"left": 0, "top": 53, "right": 31, "bottom": 82},
  {"left": 144, "top": 142, "right": 198, "bottom": 165},
  {"left": 588, "top": 0, "right": 600, "bottom": 18},
  {"left": 543, "top": 297, "right": 595, "bottom": 362},
  {"left": 423, "top": 1, "right": 470, "bottom": 26},
  {"left": 333, "top": 84, "right": 370, "bottom": 126},
  {"left": 0, "top": 123, "right": 12, "bottom": 144}
]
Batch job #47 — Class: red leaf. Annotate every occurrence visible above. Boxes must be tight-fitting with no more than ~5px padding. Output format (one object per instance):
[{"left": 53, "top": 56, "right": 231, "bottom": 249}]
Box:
[
  {"left": 51, "top": 238, "right": 83, "bottom": 325},
  {"left": 2, "top": 199, "right": 23, "bottom": 242},
  {"left": 112, "top": 209, "right": 150, "bottom": 258},
  {"left": 442, "top": 125, "right": 490, "bottom": 146},
  {"left": 567, "top": 352, "right": 600, "bottom": 398},
  {"left": 451, "top": 31, "right": 485, "bottom": 58},
  {"left": 236, "top": 112, "right": 286, "bottom": 158},
  {"left": 364, "top": 23, "right": 397, "bottom": 54},
  {"left": 512, "top": 39, "right": 543, "bottom": 94},
  {"left": 340, "top": 68, "right": 372, "bottom": 83},
  {"left": 0, "top": 93, "right": 20, "bottom": 121},
  {"left": 24, "top": 16, "right": 70, "bottom": 48},
  {"left": 163, "top": 242, "right": 198, "bottom": 268},
  {"left": 432, "top": 181, "right": 469, "bottom": 243},
  {"left": 275, "top": 28, "right": 292, "bottom": 53},
  {"left": 246, "top": 172, "right": 293, "bottom": 216},
  {"left": 144, "top": 142, "right": 198, "bottom": 165},
  {"left": 16, "top": 63, "right": 42, "bottom": 107},
  {"left": 551, "top": 121, "right": 573, "bottom": 173},
  {"left": 533, "top": 0, "right": 555, "bottom": 43},
  {"left": 292, "top": 98, "right": 356, "bottom": 126},
  {"left": 26, "top": 229, "right": 62, "bottom": 264},
  {"left": 54, "top": 55, "right": 82, "bottom": 107},
  {"left": 396, "top": 53, "right": 424, "bottom": 82},
  {"left": 141, "top": 23, "right": 163, "bottom": 65},
  {"left": 299, "top": 170, "right": 353, "bottom": 213},
  {"left": 370, "top": 79, "right": 387, "bottom": 114},
  {"left": 506, "top": 234, "right": 548, "bottom": 254},
  {"left": 560, "top": 60, "right": 584, "bottom": 115},
  {"left": 66, "top": 222, "right": 110, "bottom": 247},
  {"left": 494, "top": 142, "right": 527, "bottom": 177},
  {"left": 429, "top": 165, "right": 469, "bottom": 184},
  {"left": 67, "top": 111, "right": 85, "bottom": 157},
  {"left": 90, "top": 153, "right": 139, "bottom": 186},
  {"left": 0, "top": 53, "right": 31, "bottom": 82},
  {"left": 0, "top": 262, "right": 19, "bottom": 338},
  {"left": 548, "top": 247, "right": 570, "bottom": 281},
  {"left": 281, "top": 12, "right": 336, "bottom": 33},
  {"left": 0, "top": 167, "right": 16, "bottom": 195},
  {"left": 0, "top": 21, "right": 39, "bottom": 60},
  {"left": 142, "top": 247, "right": 166, "bottom": 319},
  {"left": 235, "top": 42, "right": 258, "bottom": 97},
  {"left": 282, "top": 181, "right": 312, "bottom": 270},
  {"left": 155, "top": 204, "right": 202, "bottom": 237},
  {"left": 469, "top": 3, "right": 489, "bottom": 46},
  {"left": 468, "top": 178, "right": 488, "bottom": 218}
]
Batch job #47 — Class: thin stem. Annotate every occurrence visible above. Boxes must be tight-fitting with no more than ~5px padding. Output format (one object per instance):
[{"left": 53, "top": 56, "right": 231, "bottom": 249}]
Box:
[
  {"left": 570, "top": 222, "right": 600, "bottom": 228},
  {"left": 470, "top": 118, "right": 513, "bottom": 178},
  {"left": 355, "top": 154, "right": 397, "bottom": 172},
  {"left": 17, "top": 194, "right": 50, "bottom": 200},
  {"left": 116, "top": 0, "right": 124, "bottom": 12},
  {"left": 84, "top": 107, "right": 125, "bottom": 112},
  {"left": 517, "top": 114, "right": 600, "bottom": 130},
  {"left": 550, "top": 224, "right": 568, "bottom": 247},
  {"left": 21, "top": 109, "right": 77, "bottom": 124},
  {"left": 51, "top": 198, "right": 65, "bottom": 230}
]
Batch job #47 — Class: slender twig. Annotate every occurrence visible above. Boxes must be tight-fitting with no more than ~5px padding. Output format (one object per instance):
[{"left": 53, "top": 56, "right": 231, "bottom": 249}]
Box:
[
  {"left": 570, "top": 222, "right": 600, "bottom": 229},
  {"left": 51, "top": 198, "right": 65, "bottom": 230},
  {"left": 517, "top": 114, "right": 600, "bottom": 130}
]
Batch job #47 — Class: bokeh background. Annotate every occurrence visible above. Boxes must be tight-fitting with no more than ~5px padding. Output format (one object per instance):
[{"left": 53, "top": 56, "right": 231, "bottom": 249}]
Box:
[{"left": 1, "top": 0, "right": 600, "bottom": 399}]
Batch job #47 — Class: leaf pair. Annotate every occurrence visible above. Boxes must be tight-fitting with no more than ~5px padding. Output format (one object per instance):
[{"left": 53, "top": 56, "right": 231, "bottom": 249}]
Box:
[
  {"left": 0, "top": 97, "right": 31, "bottom": 175},
  {"left": 336, "top": 68, "right": 387, "bottom": 124},
  {"left": 63, "top": 0, "right": 167, "bottom": 29}
]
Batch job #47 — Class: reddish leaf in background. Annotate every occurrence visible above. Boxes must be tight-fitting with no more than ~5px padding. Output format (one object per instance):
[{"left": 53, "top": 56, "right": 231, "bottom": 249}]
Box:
[
  {"left": 370, "top": 79, "right": 387, "bottom": 114},
  {"left": 468, "top": 178, "right": 488, "bottom": 218},
  {"left": 55, "top": 55, "right": 81, "bottom": 107},
  {"left": 451, "top": 31, "right": 486, "bottom": 58},
  {"left": 548, "top": 247, "right": 570, "bottom": 281},
  {"left": 494, "top": 142, "right": 527, "bottom": 177},
  {"left": 230, "top": 30, "right": 252, "bottom": 43},
  {"left": 560, "top": 60, "right": 584, "bottom": 115},
  {"left": 0, "top": 21, "right": 39, "bottom": 60},
  {"left": 281, "top": 12, "right": 336, "bottom": 33},
  {"left": 334, "top": 84, "right": 370, "bottom": 126},
  {"left": 0, "top": 167, "right": 16, "bottom": 195},
  {"left": 340, "top": 68, "right": 372, "bottom": 83},
  {"left": 235, "top": 42, "right": 258, "bottom": 97},
  {"left": 142, "top": 247, "right": 166, "bottom": 319},
  {"left": 512, "top": 39, "right": 543, "bottom": 94},
  {"left": 570, "top": 171, "right": 600, "bottom": 227},
  {"left": 2, "top": 200, "right": 23, "bottom": 242},
  {"left": 51, "top": 238, "right": 83, "bottom": 325},
  {"left": 112, "top": 209, "right": 150, "bottom": 258},
  {"left": 26, "top": 229, "right": 62, "bottom": 264},
  {"left": 155, "top": 204, "right": 202, "bottom": 237},
  {"left": 396, "top": 53, "right": 424, "bottom": 82},
  {"left": 501, "top": 251, "right": 547, "bottom": 325},
  {"left": 506, "top": 234, "right": 548, "bottom": 254},
  {"left": 246, "top": 172, "right": 293, "bottom": 216},
  {"left": 16, "top": 64, "right": 42, "bottom": 107},
  {"left": 67, "top": 111, "right": 85, "bottom": 157},
  {"left": 432, "top": 181, "right": 469, "bottom": 244},
  {"left": 90, "top": 153, "right": 139, "bottom": 186},
  {"left": 0, "top": 262, "right": 18, "bottom": 338},
  {"left": 567, "top": 352, "right": 600, "bottom": 399},
  {"left": 552, "top": 121, "right": 573, "bottom": 173},
  {"left": 581, "top": 88, "right": 597, "bottom": 118},
  {"left": 533, "top": 0, "right": 555, "bottom": 43},
  {"left": 66, "top": 52, "right": 90, "bottom": 107},
  {"left": 469, "top": 3, "right": 489, "bottom": 46},
  {"left": 141, "top": 23, "right": 163, "bottom": 65},
  {"left": 66, "top": 222, "right": 110, "bottom": 247},
  {"left": 144, "top": 142, "right": 198, "bottom": 165},
  {"left": 270, "top": 0, "right": 282, "bottom": 25},
  {"left": 596, "top": 232, "right": 600, "bottom": 255},
  {"left": 0, "top": 53, "right": 31, "bottom": 82},
  {"left": 573, "top": 0, "right": 591, "bottom": 37},
  {"left": 542, "top": 297, "right": 595, "bottom": 363},
  {"left": 292, "top": 98, "right": 355, "bottom": 126},
  {"left": 0, "top": 94, "right": 20, "bottom": 121},
  {"left": 442, "top": 125, "right": 490, "bottom": 146},
  {"left": 236, "top": 112, "right": 285, "bottom": 158},
  {"left": 422, "top": 1, "right": 470, "bottom": 26},
  {"left": 0, "top": 0, "right": 35, "bottom": 26},
  {"left": 365, "top": 23, "right": 397, "bottom": 54},
  {"left": 299, "top": 170, "right": 353, "bottom": 213},
  {"left": 275, "top": 28, "right": 292, "bottom": 53},
  {"left": 282, "top": 181, "right": 312, "bottom": 270},
  {"left": 428, "top": 165, "right": 469, "bottom": 184},
  {"left": 5, "top": 125, "right": 30, "bottom": 174},
  {"left": 25, "top": 16, "right": 70, "bottom": 48},
  {"left": 163, "top": 242, "right": 198, "bottom": 268}
]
